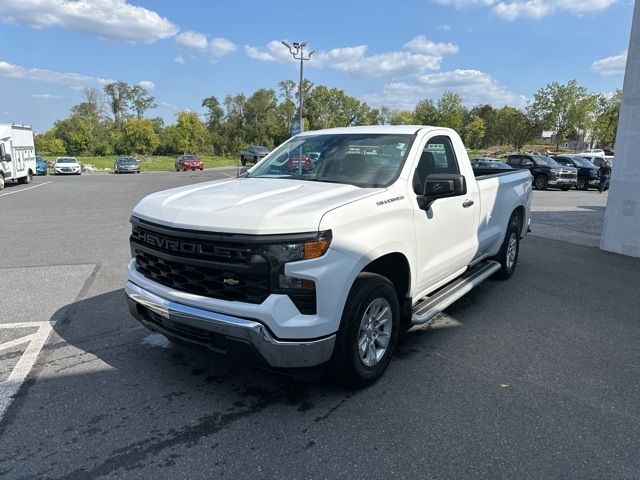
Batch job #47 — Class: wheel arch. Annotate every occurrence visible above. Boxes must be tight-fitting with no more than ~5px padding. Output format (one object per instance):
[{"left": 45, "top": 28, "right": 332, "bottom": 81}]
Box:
[{"left": 360, "top": 252, "right": 411, "bottom": 309}]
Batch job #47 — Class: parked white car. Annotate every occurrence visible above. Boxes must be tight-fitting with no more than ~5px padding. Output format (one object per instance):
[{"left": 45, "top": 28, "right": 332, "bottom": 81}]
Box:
[
  {"left": 579, "top": 149, "right": 605, "bottom": 157},
  {"left": 125, "top": 125, "right": 532, "bottom": 386},
  {"left": 54, "top": 157, "right": 81, "bottom": 175}
]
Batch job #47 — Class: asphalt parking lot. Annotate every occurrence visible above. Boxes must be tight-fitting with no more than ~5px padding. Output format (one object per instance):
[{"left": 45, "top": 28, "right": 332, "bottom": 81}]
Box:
[{"left": 1, "top": 172, "right": 639, "bottom": 479}]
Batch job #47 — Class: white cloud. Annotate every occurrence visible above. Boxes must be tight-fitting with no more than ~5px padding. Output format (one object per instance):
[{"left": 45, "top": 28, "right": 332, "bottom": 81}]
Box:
[
  {"left": 175, "top": 31, "right": 208, "bottom": 50},
  {"left": 207, "top": 37, "right": 238, "bottom": 59},
  {"left": 363, "top": 69, "right": 527, "bottom": 110},
  {"left": 32, "top": 93, "right": 63, "bottom": 99},
  {"left": 404, "top": 35, "right": 459, "bottom": 55},
  {"left": 435, "top": 0, "right": 617, "bottom": 19},
  {"left": 0, "top": 0, "right": 178, "bottom": 43},
  {"left": 137, "top": 80, "right": 155, "bottom": 91},
  {"left": 437, "top": 24, "right": 452, "bottom": 31},
  {"left": 435, "top": 0, "right": 495, "bottom": 7},
  {"left": 175, "top": 30, "right": 237, "bottom": 60},
  {"left": 174, "top": 55, "right": 186, "bottom": 64},
  {"left": 0, "top": 60, "right": 111, "bottom": 88},
  {"left": 591, "top": 52, "right": 627, "bottom": 76},
  {"left": 245, "top": 36, "right": 458, "bottom": 78}
]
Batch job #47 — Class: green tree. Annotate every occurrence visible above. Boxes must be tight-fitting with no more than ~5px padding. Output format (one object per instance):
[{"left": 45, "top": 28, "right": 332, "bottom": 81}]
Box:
[
  {"left": 129, "top": 85, "right": 156, "bottom": 118},
  {"left": 389, "top": 110, "right": 415, "bottom": 125},
  {"left": 592, "top": 90, "right": 621, "bottom": 148},
  {"left": 122, "top": 118, "right": 160, "bottom": 154},
  {"left": 104, "top": 81, "right": 132, "bottom": 125},
  {"left": 243, "top": 88, "right": 280, "bottom": 146},
  {"left": 306, "top": 86, "right": 375, "bottom": 129},
  {"left": 464, "top": 116, "right": 486, "bottom": 149},
  {"left": 413, "top": 99, "right": 438, "bottom": 125},
  {"left": 48, "top": 138, "right": 66, "bottom": 155},
  {"left": 527, "top": 80, "right": 594, "bottom": 150},
  {"left": 174, "top": 111, "right": 210, "bottom": 154},
  {"left": 494, "top": 107, "right": 535, "bottom": 150},
  {"left": 53, "top": 115, "right": 93, "bottom": 155},
  {"left": 437, "top": 91, "right": 467, "bottom": 131}
]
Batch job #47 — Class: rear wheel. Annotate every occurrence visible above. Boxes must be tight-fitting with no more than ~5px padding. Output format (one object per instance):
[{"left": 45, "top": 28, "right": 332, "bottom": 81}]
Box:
[
  {"left": 534, "top": 175, "right": 548, "bottom": 190},
  {"left": 328, "top": 273, "right": 400, "bottom": 387},
  {"left": 493, "top": 218, "right": 520, "bottom": 280},
  {"left": 253, "top": 156, "right": 258, "bottom": 164},
  {"left": 240, "top": 156, "right": 247, "bottom": 166},
  {"left": 17, "top": 171, "right": 32, "bottom": 184}
]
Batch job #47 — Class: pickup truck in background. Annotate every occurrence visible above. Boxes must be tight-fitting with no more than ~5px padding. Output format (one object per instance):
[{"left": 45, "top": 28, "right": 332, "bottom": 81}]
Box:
[
  {"left": 239, "top": 146, "right": 270, "bottom": 166},
  {"left": 0, "top": 124, "right": 36, "bottom": 190},
  {"left": 507, "top": 154, "right": 577, "bottom": 191},
  {"left": 126, "top": 126, "right": 532, "bottom": 386}
]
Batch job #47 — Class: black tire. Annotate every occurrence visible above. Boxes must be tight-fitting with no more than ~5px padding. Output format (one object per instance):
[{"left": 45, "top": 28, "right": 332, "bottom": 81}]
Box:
[
  {"left": 493, "top": 218, "right": 520, "bottom": 280},
  {"left": 577, "top": 177, "right": 588, "bottom": 190},
  {"left": 253, "top": 156, "right": 258, "bottom": 164},
  {"left": 534, "top": 175, "right": 548, "bottom": 190},
  {"left": 328, "top": 273, "right": 400, "bottom": 387},
  {"left": 240, "top": 156, "right": 247, "bottom": 166},
  {"left": 17, "top": 171, "right": 32, "bottom": 184}
]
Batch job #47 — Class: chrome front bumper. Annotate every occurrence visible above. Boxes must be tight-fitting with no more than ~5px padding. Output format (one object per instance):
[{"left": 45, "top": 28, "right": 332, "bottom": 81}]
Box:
[{"left": 125, "top": 282, "right": 336, "bottom": 369}]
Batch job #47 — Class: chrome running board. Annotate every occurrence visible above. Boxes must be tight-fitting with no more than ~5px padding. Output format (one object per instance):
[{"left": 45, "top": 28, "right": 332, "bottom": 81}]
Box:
[{"left": 411, "top": 260, "right": 501, "bottom": 325}]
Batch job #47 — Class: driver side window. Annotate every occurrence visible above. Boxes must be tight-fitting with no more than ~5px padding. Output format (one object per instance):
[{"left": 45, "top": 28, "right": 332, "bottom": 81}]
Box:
[{"left": 413, "top": 135, "right": 459, "bottom": 194}]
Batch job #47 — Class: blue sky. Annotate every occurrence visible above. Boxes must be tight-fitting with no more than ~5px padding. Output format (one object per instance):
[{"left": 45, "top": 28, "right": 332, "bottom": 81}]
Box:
[{"left": 0, "top": 0, "right": 633, "bottom": 132}]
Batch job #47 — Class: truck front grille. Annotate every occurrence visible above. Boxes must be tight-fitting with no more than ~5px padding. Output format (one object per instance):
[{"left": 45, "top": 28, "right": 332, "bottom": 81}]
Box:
[{"left": 134, "top": 250, "right": 270, "bottom": 303}]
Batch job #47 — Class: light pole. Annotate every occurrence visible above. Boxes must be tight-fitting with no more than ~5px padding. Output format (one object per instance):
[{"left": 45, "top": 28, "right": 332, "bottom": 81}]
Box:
[{"left": 282, "top": 41, "right": 315, "bottom": 134}]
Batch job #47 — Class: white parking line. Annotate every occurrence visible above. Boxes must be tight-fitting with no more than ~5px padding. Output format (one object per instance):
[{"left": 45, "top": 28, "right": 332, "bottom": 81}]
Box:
[
  {"left": 0, "top": 321, "right": 54, "bottom": 421},
  {"left": 0, "top": 181, "right": 52, "bottom": 197}
]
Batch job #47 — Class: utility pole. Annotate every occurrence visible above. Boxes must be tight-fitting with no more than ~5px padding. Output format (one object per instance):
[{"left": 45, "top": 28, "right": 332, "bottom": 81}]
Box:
[{"left": 282, "top": 41, "right": 316, "bottom": 135}]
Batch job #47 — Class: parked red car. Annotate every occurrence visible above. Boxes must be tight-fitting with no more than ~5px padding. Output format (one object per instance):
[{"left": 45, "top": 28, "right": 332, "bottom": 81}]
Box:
[{"left": 175, "top": 155, "right": 204, "bottom": 171}]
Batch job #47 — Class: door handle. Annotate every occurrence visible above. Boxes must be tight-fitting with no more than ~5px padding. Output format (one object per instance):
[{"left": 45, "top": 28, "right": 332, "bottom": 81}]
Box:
[{"left": 462, "top": 199, "right": 474, "bottom": 208}]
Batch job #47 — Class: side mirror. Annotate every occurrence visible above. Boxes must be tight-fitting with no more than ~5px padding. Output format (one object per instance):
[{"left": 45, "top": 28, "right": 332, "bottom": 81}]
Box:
[
  {"left": 523, "top": 161, "right": 534, "bottom": 168},
  {"left": 3, "top": 154, "right": 11, "bottom": 162},
  {"left": 237, "top": 166, "right": 248, "bottom": 177},
  {"left": 418, "top": 173, "right": 467, "bottom": 210}
]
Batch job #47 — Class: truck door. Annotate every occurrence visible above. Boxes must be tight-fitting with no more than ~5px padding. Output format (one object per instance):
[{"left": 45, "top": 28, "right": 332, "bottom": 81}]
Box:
[
  {"left": 0, "top": 142, "right": 13, "bottom": 180},
  {"left": 411, "top": 134, "right": 479, "bottom": 295}
]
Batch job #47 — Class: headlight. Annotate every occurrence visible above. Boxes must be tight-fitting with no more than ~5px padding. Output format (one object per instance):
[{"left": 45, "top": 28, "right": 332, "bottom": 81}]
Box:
[
  {"left": 264, "top": 231, "right": 331, "bottom": 305},
  {"left": 551, "top": 168, "right": 561, "bottom": 174},
  {"left": 264, "top": 231, "right": 331, "bottom": 262}
]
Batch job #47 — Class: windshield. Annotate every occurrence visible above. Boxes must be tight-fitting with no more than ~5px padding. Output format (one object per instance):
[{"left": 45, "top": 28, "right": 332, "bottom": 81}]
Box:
[
  {"left": 117, "top": 157, "right": 137, "bottom": 164},
  {"left": 571, "top": 157, "right": 595, "bottom": 167},
  {"left": 56, "top": 158, "right": 77, "bottom": 164},
  {"left": 248, "top": 133, "right": 415, "bottom": 188},
  {"left": 181, "top": 155, "right": 197, "bottom": 160},
  {"left": 254, "top": 146, "right": 269, "bottom": 153},
  {"left": 533, "top": 155, "right": 559, "bottom": 167}
]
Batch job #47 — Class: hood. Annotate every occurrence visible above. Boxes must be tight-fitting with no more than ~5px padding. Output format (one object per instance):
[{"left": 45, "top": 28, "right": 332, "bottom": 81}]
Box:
[{"left": 132, "top": 177, "right": 382, "bottom": 234}]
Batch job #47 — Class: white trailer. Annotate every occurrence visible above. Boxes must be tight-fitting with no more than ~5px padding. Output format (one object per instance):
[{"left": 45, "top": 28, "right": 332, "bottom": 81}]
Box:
[{"left": 0, "top": 124, "right": 36, "bottom": 190}]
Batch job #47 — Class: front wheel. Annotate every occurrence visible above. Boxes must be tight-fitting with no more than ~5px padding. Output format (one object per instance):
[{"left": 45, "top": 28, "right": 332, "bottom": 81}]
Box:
[
  {"left": 534, "top": 175, "right": 548, "bottom": 190},
  {"left": 493, "top": 219, "right": 520, "bottom": 280},
  {"left": 577, "top": 177, "right": 588, "bottom": 190},
  {"left": 240, "top": 156, "right": 247, "bottom": 166},
  {"left": 328, "top": 273, "right": 400, "bottom": 387}
]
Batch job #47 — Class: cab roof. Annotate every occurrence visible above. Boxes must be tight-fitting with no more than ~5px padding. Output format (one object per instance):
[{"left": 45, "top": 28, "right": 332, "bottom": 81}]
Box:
[{"left": 298, "top": 125, "right": 444, "bottom": 137}]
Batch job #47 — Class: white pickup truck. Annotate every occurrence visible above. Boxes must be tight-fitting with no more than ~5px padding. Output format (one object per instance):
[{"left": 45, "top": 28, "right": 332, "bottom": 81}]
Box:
[{"left": 126, "top": 126, "right": 532, "bottom": 386}]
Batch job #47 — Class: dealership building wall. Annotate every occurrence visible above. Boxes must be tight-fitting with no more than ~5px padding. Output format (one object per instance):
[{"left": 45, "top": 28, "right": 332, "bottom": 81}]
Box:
[{"left": 600, "top": 0, "right": 640, "bottom": 257}]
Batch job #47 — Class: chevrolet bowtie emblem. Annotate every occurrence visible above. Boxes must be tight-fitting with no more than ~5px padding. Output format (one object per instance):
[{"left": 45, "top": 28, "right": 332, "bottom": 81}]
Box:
[{"left": 223, "top": 278, "right": 240, "bottom": 286}]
